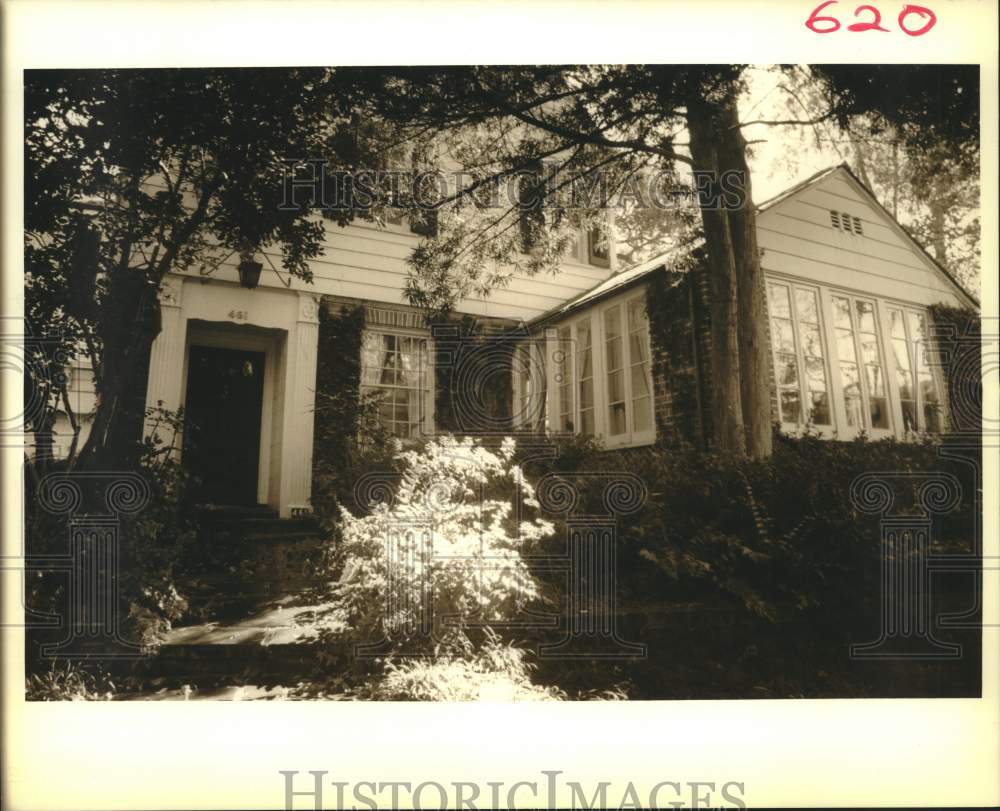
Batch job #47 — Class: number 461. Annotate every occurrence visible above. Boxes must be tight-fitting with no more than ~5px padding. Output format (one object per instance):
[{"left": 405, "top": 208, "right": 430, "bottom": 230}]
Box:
[{"left": 806, "top": 2, "right": 937, "bottom": 35}]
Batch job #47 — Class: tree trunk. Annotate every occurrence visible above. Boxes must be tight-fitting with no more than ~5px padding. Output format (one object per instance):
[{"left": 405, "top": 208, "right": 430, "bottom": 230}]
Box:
[
  {"left": 76, "top": 273, "right": 161, "bottom": 472},
  {"left": 686, "top": 99, "right": 746, "bottom": 455},
  {"left": 716, "top": 101, "right": 773, "bottom": 459}
]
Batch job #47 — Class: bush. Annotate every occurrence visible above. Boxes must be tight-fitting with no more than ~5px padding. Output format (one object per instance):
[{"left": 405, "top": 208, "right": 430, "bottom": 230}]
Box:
[
  {"left": 334, "top": 435, "right": 554, "bottom": 651},
  {"left": 368, "top": 631, "right": 564, "bottom": 701},
  {"left": 521, "top": 429, "right": 976, "bottom": 626},
  {"left": 24, "top": 406, "right": 198, "bottom": 665},
  {"left": 26, "top": 661, "right": 117, "bottom": 701}
]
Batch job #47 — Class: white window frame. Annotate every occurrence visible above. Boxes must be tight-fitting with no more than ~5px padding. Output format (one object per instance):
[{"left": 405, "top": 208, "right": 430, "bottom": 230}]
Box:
[
  {"left": 825, "top": 291, "right": 894, "bottom": 439},
  {"left": 360, "top": 327, "right": 435, "bottom": 440},
  {"left": 882, "top": 304, "right": 947, "bottom": 435},
  {"left": 513, "top": 338, "right": 546, "bottom": 431},
  {"left": 766, "top": 280, "right": 835, "bottom": 433},
  {"left": 539, "top": 289, "right": 655, "bottom": 449},
  {"left": 766, "top": 273, "right": 948, "bottom": 441}
]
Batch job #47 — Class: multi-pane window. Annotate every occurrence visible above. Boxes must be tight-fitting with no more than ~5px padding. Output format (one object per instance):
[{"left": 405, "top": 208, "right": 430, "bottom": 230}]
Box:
[
  {"left": 601, "top": 296, "right": 654, "bottom": 442},
  {"left": 766, "top": 282, "right": 831, "bottom": 426},
  {"left": 555, "top": 325, "right": 575, "bottom": 432},
  {"left": 604, "top": 306, "right": 627, "bottom": 435},
  {"left": 887, "top": 307, "right": 942, "bottom": 433},
  {"left": 627, "top": 298, "right": 653, "bottom": 432},
  {"left": 514, "top": 341, "right": 546, "bottom": 430},
  {"left": 360, "top": 331, "right": 432, "bottom": 439},
  {"left": 831, "top": 295, "right": 889, "bottom": 431},
  {"left": 576, "top": 318, "right": 595, "bottom": 435}
]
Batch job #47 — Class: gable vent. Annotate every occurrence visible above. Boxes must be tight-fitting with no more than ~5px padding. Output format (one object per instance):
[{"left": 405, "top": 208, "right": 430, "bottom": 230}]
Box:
[{"left": 830, "top": 210, "right": 864, "bottom": 236}]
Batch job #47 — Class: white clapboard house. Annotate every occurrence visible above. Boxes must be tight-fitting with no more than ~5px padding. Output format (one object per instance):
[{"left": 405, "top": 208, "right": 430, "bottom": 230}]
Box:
[{"left": 52, "top": 164, "right": 977, "bottom": 517}]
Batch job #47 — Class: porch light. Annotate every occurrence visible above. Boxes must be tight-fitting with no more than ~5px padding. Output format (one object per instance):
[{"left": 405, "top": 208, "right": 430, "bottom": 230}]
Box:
[{"left": 237, "top": 257, "right": 263, "bottom": 289}]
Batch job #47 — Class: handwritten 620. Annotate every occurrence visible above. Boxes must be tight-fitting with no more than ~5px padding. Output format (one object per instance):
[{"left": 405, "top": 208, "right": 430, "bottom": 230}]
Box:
[{"left": 806, "top": 2, "right": 936, "bottom": 35}]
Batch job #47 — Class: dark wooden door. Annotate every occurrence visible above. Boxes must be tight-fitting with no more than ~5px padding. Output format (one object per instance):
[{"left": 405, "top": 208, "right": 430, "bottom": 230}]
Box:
[{"left": 183, "top": 345, "right": 265, "bottom": 506}]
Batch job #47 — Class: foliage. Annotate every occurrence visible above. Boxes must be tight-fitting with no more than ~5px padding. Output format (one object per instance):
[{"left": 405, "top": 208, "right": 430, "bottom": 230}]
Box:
[
  {"left": 334, "top": 436, "right": 553, "bottom": 650},
  {"left": 523, "top": 430, "right": 975, "bottom": 627},
  {"left": 644, "top": 259, "right": 711, "bottom": 447},
  {"left": 25, "top": 406, "right": 198, "bottom": 663},
  {"left": 366, "top": 631, "right": 564, "bottom": 701},
  {"left": 432, "top": 315, "right": 515, "bottom": 434},
  {"left": 25, "top": 661, "right": 117, "bottom": 701},
  {"left": 311, "top": 302, "right": 396, "bottom": 519},
  {"left": 24, "top": 68, "right": 401, "bottom": 470},
  {"left": 928, "top": 304, "right": 982, "bottom": 435}
]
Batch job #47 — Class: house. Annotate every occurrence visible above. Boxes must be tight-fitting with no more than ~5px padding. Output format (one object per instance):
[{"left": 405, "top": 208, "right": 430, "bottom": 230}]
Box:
[{"left": 52, "top": 164, "right": 977, "bottom": 517}]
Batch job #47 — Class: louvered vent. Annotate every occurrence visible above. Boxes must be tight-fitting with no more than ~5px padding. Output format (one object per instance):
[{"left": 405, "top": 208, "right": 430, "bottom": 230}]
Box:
[{"left": 830, "top": 210, "right": 864, "bottom": 236}]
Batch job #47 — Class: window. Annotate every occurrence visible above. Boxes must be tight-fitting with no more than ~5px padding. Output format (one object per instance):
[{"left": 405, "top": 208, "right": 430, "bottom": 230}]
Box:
[
  {"left": 576, "top": 318, "right": 596, "bottom": 435},
  {"left": 360, "top": 331, "right": 432, "bottom": 438},
  {"left": 587, "top": 227, "right": 610, "bottom": 268},
  {"left": 599, "top": 295, "right": 653, "bottom": 444},
  {"left": 887, "top": 307, "right": 943, "bottom": 433},
  {"left": 830, "top": 210, "right": 863, "bottom": 235},
  {"left": 831, "top": 295, "right": 890, "bottom": 432},
  {"left": 626, "top": 298, "right": 653, "bottom": 433},
  {"left": 555, "top": 325, "right": 574, "bottom": 432},
  {"left": 766, "top": 282, "right": 831, "bottom": 427},
  {"left": 514, "top": 341, "right": 545, "bottom": 430}
]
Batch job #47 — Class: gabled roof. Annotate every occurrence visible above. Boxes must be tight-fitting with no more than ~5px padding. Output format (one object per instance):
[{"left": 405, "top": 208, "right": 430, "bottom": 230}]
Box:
[
  {"left": 812, "top": 164, "right": 979, "bottom": 309},
  {"left": 531, "top": 163, "right": 978, "bottom": 325}
]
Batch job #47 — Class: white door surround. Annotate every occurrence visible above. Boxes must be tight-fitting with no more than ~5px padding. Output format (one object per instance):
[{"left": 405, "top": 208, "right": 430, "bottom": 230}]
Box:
[{"left": 144, "top": 274, "right": 320, "bottom": 517}]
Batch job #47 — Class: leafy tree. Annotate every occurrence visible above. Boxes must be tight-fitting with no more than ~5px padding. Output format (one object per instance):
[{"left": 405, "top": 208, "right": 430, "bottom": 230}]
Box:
[
  {"left": 342, "top": 64, "right": 978, "bottom": 458},
  {"left": 24, "top": 68, "right": 396, "bottom": 471}
]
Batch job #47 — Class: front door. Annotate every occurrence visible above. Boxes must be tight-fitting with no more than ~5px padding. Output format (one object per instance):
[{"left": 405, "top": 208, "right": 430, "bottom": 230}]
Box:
[{"left": 183, "top": 345, "right": 265, "bottom": 506}]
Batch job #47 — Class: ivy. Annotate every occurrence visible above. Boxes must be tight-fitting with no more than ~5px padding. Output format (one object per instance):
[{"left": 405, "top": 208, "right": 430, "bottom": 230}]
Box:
[{"left": 644, "top": 247, "right": 712, "bottom": 448}]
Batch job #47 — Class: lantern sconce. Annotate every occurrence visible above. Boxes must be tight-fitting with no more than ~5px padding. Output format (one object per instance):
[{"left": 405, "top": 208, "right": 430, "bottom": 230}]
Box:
[{"left": 237, "top": 254, "right": 263, "bottom": 289}]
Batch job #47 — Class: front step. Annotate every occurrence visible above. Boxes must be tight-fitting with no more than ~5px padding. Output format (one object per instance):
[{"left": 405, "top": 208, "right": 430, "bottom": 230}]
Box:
[{"left": 176, "top": 508, "right": 332, "bottom": 625}]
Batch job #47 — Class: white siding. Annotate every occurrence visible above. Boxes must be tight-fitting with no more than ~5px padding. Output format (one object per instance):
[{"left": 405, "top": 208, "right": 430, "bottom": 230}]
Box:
[
  {"left": 176, "top": 215, "right": 617, "bottom": 324},
  {"left": 757, "top": 171, "right": 970, "bottom": 309}
]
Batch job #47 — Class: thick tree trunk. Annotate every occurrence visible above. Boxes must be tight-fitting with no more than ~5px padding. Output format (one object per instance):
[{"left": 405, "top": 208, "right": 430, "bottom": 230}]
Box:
[
  {"left": 716, "top": 102, "right": 773, "bottom": 459},
  {"left": 76, "top": 273, "right": 161, "bottom": 472},
  {"left": 686, "top": 100, "right": 746, "bottom": 455}
]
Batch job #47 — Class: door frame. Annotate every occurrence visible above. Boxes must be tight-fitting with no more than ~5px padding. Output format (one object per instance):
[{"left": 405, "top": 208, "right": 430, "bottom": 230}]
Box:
[{"left": 181, "top": 321, "right": 280, "bottom": 507}]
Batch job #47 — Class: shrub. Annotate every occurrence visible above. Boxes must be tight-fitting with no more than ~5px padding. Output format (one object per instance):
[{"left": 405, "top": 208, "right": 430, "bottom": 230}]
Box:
[
  {"left": 26, "top": 661, "right": 117, "bottom": 701},
  {"left": 368, "top": 632, "right": 564, "bottom": 701},
  {"left": 521, "top": 429, "right": 975, "bottom": 626},
  {"left": 335, "top": 435, "right": 554, "bottom": 651},
  {"left": 24, "top": 406, "right": 198, "bottom": 665}
]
